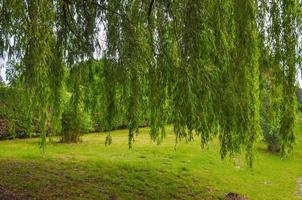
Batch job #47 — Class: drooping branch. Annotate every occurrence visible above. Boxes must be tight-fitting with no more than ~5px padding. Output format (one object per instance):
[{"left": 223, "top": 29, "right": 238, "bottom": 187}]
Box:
[
  {"left": 0, "top": 0, "right": 301, "bottom": 165},
  {"left": 148, "top": 0, "right": 155, "bottom": 21}
]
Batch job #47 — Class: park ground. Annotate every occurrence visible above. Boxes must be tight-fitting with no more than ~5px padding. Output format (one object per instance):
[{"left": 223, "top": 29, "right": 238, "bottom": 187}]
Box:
[{"left": 0, "top": 122, "right": 301, "bottom": 200}]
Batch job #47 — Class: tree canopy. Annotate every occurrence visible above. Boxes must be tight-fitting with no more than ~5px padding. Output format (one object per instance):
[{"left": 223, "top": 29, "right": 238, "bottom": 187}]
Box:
[{"left": 1, "top": 0, "right": 302, "bottom": 165}]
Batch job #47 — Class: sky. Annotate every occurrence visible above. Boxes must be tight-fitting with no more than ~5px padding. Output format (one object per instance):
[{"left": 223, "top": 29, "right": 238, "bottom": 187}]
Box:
[{"left": 0, "top": 58, "right": 5, "bottom": 83}]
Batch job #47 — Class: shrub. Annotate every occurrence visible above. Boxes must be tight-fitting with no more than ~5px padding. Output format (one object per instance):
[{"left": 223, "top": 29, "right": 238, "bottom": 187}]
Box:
[{"left": 61, "top": 105, "right": 92, "bottom": 143}]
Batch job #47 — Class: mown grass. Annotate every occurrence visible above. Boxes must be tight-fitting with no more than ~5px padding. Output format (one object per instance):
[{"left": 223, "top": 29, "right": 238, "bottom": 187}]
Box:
[{"left": 0, "top": 124, "right": 301, "bottom": 200}]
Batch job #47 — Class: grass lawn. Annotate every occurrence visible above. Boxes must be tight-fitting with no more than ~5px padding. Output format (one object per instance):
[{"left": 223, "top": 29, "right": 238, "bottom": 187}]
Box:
[{"left": 0, "top": 125, "right": 301, "bottom": 200}]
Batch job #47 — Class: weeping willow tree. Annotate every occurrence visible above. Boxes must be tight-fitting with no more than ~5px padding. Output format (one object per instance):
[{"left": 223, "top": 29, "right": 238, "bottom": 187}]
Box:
[
  {"left": 257, "top": 0, "right": 300, "bottom": 154},
  {"left": 1, "top": 0, "right": 301, "bottom": 164}
]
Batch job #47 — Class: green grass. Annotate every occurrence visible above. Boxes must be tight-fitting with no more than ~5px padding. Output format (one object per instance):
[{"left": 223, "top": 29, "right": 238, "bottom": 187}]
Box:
[{"left": 0, "top": 125, "right": 301, "bottom": 200}]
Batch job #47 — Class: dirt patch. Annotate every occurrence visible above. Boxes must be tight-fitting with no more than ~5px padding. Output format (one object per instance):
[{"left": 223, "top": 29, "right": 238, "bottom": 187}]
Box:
[
  {"left": 109, "top": 194, "right": 118, "bottom": 200},
  {"left": 225, "top": 192, "right": 248, "bottom": 200},
  {"left": 0, "top": 185, "right": 20, "bottom": 200}
]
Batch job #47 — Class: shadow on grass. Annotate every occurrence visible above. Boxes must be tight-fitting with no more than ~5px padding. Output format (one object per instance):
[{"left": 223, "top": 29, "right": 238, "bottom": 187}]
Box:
[{"left": 0, "top": 159, "right": 224, "bottom": 200}]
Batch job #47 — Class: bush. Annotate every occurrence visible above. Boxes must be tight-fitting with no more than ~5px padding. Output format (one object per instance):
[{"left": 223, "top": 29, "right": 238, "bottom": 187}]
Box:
[
  {"left": 262, "top": 121, "right": 281, "bottom": 152},
  {"left": 61, "top": 105, "right": 92, "bottom": 143},
  {"left": 260, "top": 81, "right": 282, "bottom": 153}
]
